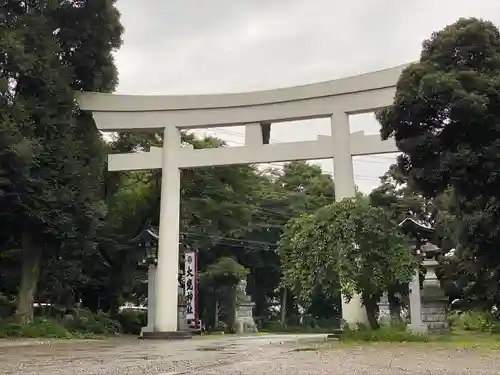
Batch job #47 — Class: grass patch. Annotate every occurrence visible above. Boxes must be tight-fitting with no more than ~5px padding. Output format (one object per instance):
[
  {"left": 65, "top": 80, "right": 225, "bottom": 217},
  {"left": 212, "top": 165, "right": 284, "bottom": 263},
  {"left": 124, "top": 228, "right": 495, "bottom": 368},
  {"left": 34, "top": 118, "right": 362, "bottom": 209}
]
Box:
[
  {"left": 448, "top": 311, "right": 500, "bottom": 333},
  {"left": 320, "top": 325, "right": 500, "bottom": 352}
]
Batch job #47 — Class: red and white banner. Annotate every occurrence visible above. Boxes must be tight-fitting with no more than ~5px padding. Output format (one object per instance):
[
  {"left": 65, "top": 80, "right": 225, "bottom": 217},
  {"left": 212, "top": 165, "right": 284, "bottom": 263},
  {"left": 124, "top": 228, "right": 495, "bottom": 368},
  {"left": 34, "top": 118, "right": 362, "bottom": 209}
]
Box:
[{"left": 183, "top": 249, "right": 198, "bottom": 321}]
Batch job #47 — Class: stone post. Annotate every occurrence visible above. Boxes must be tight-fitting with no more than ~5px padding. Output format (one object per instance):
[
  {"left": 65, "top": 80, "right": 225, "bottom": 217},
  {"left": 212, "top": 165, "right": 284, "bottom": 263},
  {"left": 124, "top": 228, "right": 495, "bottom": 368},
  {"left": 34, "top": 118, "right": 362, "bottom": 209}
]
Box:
[
  {"left": 177, "top": 285, "right": 189, "bottom": 331},
  {"left": 406, "top": 268, "right": 427, "bottom": 333},
  {"left": 141, "top": 264, "right": 157, "bottom": 336}
]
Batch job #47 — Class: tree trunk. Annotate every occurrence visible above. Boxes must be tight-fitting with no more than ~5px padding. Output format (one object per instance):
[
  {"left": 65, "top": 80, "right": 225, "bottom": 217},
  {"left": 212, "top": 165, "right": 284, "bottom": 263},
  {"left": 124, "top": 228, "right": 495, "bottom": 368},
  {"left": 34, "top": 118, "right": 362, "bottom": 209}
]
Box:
[
  {"left": 214, "top": 300, "right": 219, "bottom": 328},
  {"left": 227, "top": 285, "right": 237, "bottom": 332},
  {"left": 388, "top": 291, "right": 402, "bottom": 323},
  {"left": 15, "top": 232, "right": 42, "bottom": 325},
  {"left": 280, "top": 288, "right": 287, "bottom": 328},
  {"left": 363, "top": 294, "right": 380, "bottom": 330}
]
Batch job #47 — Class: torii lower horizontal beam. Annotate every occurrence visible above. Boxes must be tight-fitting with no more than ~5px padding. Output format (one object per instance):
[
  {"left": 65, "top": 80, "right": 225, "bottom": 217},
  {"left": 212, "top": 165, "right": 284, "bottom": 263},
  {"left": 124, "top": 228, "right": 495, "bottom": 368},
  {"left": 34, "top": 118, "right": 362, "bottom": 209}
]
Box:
[{"left": 107, "top": 132, "right": 398, "bottom": 172}]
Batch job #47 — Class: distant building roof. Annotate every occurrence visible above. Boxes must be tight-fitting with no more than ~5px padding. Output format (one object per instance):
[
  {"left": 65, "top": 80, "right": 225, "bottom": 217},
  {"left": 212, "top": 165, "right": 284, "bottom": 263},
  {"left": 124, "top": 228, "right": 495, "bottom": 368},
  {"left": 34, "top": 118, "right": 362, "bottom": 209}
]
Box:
[
  {"left": 398, "top": 217, "right": 434, "bottom": 234},
  {"left": 131, "top": 227, "right": 159, "bottom": 243}
]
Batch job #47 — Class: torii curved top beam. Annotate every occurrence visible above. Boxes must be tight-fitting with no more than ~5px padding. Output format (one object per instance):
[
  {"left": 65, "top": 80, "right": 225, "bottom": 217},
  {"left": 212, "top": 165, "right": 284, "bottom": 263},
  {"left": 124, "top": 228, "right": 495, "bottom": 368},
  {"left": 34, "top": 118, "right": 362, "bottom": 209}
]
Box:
[{"left": 76, "top": 63, "right": 410, "bottom": 131}]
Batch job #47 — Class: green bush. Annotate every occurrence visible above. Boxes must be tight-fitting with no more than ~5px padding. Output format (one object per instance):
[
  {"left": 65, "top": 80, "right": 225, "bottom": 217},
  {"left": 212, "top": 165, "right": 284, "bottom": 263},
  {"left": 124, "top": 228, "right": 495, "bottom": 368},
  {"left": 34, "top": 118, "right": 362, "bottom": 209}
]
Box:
[
  {"left": 448, "top": 311, "right": 500, "bottom": 332},
  {"left": 340, "top": 325, "right": 429, "bottom": 343},
  {"left": 0, "top": 309, "right": 124, "bottom": 339},
  {"left": 259, "top": 320, "right": 282, "bottom": 332},
  {"left": 215, "top": 321, "right": 229, "bottom": 333},
  {"left": 65, "top": 309, "right": 121, "bottom": 335},
  {"left": 0, "top": 317, "right": 74, "bottom": 339},
  {"left": 117, "top": 310, "right": 147, "bottom": 335}
]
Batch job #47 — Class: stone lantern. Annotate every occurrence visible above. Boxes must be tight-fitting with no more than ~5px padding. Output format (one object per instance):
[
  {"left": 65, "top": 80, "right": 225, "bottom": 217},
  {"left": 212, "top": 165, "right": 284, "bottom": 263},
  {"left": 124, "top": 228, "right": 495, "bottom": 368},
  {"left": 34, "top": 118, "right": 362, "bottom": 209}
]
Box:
[{"left": 420, "top": 242, "right": 449, "bottom": 332}]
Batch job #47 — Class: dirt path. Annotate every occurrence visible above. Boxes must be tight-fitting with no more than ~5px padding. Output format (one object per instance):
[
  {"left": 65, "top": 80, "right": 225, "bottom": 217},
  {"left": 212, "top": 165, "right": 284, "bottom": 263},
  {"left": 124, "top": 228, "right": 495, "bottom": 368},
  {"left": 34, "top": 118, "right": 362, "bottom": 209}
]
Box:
[{"left": 0, "top": 335, "right": 498, "bottom": 374}]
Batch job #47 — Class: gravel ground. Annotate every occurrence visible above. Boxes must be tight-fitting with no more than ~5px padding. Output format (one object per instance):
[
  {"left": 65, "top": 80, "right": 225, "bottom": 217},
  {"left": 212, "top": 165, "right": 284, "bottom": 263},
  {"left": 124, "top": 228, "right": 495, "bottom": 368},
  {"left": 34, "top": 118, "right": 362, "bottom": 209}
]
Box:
[{"left": 0, "top": 334, "right": 498, "bottom": 374}]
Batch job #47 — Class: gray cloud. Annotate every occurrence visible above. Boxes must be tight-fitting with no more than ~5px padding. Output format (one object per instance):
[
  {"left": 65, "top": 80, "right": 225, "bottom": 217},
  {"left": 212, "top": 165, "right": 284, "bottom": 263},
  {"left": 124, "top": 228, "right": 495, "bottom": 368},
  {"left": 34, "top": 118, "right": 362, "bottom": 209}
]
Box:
[{"left": 114, "top": 0, "right": 500, "bottom": 193}]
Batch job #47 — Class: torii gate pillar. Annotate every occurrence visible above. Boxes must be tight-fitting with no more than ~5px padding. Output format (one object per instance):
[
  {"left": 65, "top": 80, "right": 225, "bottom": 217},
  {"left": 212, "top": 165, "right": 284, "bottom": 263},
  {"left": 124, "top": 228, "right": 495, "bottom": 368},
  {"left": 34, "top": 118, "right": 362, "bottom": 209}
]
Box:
[
  {"left": 155, "top": 126, "right": 183, "bottom": 334},
  {"left": 331, "top": 112, "right": 368, "bottom": 325}
]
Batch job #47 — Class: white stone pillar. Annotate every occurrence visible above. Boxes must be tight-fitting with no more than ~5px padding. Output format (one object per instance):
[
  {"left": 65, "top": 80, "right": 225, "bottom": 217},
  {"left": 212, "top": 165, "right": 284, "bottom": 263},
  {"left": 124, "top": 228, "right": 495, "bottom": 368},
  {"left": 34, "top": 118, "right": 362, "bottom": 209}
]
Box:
[
  {"left": 154, "top": 126, "right": 182, "bottom": 332},
  {"left": 244, "top": 123, "right": 263, "bottom": 146},
  {"left": 147, "top": 265, "right": 157, "bottom": 327},
  {"left": 331, "top": 112, "right": 368, "bottom": 327},
  {"left": 141, "top": 264, "right": 157, "bottom": 335},
  {"left": 406, "top": 268, "right": 427, "bottom": 333}
]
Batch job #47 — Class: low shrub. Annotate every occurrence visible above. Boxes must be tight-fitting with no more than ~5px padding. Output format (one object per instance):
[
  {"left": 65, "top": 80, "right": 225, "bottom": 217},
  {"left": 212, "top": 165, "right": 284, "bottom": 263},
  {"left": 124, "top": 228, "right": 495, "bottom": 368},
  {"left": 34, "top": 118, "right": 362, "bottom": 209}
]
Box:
[
  {"left": 0, "top": 317, "right": 74, "bottom": 339},
  {"left": 259, "top": 319, "right": 339, "bottom": 334},
  {"left": 215, "top": 321, "right": 231, "bottom": 333},
  {"left": 0, "top": 308, "right": 128, "bottom": 339},
  {"left": 65, "top": 309, "right": 121, "bottom": 335},
  {"left": 259, "top": 320, "right": 282, "bottom": 332},
  {"left": 340, "top": 324, "right": 429, "bottom": 343},
  {"left": 117, "top": 310, "right": 147, "bottom": 335},
  {"left": 449, "top": 311, "right": 500, "bottom": 333}
]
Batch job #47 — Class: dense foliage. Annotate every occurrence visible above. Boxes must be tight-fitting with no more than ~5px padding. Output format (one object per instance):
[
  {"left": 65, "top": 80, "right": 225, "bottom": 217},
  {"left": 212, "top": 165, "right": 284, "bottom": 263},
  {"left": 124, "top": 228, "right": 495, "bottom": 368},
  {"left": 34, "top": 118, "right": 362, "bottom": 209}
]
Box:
[
  {"left": 279, "top": 198, "right": 415, "bottom": 329},
  {"left": 0, "top": 0, "right": 123, "bottom": 324},
  {"left": 378, "top": 17, "right": 500, "bottom": 308}
]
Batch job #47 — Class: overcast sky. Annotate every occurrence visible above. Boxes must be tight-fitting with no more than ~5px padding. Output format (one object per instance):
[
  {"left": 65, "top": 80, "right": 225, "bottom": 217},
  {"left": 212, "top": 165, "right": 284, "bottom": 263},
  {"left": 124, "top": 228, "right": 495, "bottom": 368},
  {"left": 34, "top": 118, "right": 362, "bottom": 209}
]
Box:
[{"left": 113, "top": 0, "right": 500, "bottom": 193}]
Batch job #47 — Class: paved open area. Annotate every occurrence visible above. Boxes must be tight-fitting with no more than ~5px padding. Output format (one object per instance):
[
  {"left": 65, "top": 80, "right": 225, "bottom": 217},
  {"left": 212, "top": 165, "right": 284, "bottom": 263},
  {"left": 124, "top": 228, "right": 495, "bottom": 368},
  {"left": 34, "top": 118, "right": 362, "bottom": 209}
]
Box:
[{"left": 1, "top": 334, "right": 499, "bottom": 374}]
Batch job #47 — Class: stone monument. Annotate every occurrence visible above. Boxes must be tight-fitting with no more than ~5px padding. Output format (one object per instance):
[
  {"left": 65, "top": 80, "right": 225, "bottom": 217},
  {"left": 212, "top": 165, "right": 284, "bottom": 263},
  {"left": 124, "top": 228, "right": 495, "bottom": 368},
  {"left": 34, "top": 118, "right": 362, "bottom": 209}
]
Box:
[
  {"left": 235, "top": 278, "right": 258, "bottom": 333},
  {"left": 378, "top": 293, "right": 391, "bottom": 325}
]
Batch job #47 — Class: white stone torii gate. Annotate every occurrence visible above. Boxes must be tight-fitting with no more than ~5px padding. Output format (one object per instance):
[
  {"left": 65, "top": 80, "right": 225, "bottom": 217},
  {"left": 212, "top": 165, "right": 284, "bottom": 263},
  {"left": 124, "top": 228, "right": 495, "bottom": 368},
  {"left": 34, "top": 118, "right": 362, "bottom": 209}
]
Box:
[{"left": 76, "top": 64, "right": 407, "bottom": 336}]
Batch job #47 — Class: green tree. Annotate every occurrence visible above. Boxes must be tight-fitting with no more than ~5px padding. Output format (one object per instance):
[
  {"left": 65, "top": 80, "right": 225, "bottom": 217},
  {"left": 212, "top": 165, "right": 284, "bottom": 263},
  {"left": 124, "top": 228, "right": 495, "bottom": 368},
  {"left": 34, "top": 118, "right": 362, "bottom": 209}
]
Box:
[
  {"left": 0, "top": 0, "right": 122, "bottom": 323},
  {"left": 370, "top": 165, "right": 434, "bottom": 225},
  {"left": 198, "top": 257, "right": 248, "bottom": 330},
  {"left": 239, "top": 161, "right": 336, "bottom": 321},
  {"left": 179, "top": 160, "right": 337, "bottom": 324},
  {"left": 279, "top": 198, "right": 415, "bottom": 329},
  {"left": 370, "top": 166, "right": 462, "bottom": 318},
  {"left": 378, "top": 17, "right": 500, "bottom": 307},
  {"left": 83, "top": 132, "right": 267, "bottom": 313}
]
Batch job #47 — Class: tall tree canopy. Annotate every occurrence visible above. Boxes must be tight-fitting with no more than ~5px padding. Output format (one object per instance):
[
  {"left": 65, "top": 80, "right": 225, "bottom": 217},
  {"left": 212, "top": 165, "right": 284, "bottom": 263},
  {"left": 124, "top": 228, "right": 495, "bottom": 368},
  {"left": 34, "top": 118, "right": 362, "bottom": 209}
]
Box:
[
  {"left": 378, "top": 17, "right": 500, "bottom": 307},
  {"left": 0, "top": 0, "right": 123, "bottom": 323}
]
